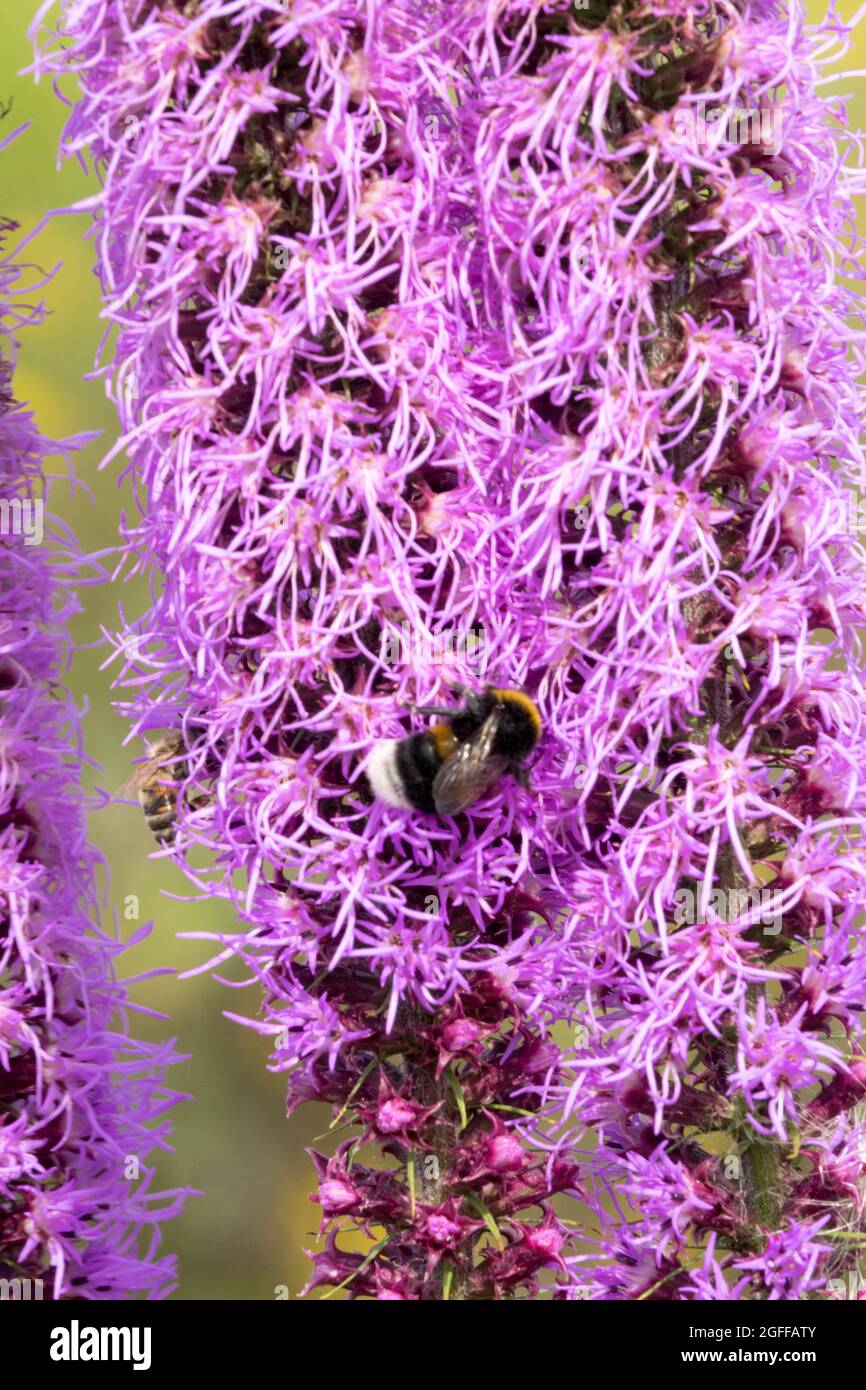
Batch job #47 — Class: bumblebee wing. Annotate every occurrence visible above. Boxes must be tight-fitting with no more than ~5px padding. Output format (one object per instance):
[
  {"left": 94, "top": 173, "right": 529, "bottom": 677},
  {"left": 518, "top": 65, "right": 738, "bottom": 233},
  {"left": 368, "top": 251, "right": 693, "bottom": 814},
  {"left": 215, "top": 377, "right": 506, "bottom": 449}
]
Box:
[{"left": 431, "top": 711, "right": 509, "bottom": 816}]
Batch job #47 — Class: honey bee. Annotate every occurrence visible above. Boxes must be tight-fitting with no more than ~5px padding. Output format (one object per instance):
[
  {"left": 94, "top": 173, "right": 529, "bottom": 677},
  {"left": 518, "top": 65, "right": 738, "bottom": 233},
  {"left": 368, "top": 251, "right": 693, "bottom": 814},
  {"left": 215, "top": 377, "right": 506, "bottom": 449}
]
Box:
[{"left": 122, "top": 733, "right": 188, "bottom": 845}]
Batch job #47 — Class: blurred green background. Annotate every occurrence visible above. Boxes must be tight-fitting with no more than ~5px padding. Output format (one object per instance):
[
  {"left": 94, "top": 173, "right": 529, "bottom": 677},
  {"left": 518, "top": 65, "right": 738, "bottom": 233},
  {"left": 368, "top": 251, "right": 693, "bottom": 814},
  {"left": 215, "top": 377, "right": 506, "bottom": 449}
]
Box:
[{"left": 1, "top": 0, "right": 864, "bottom": 1301}]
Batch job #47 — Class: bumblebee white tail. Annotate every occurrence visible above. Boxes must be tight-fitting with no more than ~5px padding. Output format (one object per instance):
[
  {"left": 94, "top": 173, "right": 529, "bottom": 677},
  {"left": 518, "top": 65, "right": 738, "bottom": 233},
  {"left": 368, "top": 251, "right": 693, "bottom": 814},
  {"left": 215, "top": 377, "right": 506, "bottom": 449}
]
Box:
[{"left": 366, "top": 741, "right": 413, "bottom": 810}]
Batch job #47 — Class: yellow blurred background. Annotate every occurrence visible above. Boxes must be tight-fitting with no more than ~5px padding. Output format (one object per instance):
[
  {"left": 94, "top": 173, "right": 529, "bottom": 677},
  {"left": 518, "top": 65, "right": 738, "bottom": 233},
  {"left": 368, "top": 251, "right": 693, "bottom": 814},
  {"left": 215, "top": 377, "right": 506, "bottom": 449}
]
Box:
[{"left": 1, "top": 0, "right": 863, "bottom": 1300}]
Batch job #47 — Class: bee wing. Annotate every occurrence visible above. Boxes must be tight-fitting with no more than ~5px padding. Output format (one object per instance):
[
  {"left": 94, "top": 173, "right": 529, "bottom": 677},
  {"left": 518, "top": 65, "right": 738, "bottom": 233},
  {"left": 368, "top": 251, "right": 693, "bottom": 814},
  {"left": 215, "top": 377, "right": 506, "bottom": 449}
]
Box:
[
  {"left": 117, "top": 735, "right": 185, "bottom": 801},
  {"left": 431, "top": 710, "right": 510, "bottom": 816}
]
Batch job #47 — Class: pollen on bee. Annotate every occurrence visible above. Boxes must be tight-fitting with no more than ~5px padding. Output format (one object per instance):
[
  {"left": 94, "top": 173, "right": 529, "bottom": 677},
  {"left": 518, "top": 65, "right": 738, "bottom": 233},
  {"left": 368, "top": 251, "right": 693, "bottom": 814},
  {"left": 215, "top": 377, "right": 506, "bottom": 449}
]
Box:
[{"left": 429, "top": 722, "right": 458, "bottom": 759}]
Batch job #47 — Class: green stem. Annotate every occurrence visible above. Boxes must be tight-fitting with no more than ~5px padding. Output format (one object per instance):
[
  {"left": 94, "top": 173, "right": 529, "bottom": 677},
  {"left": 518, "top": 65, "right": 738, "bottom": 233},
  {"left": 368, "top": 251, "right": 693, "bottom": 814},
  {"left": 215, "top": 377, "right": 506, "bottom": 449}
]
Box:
[
  {"left": 687, "top": 643, "right": 782, "bottom": 1239},
  {"left": 400, "top": 1000, "right": 470, "bottom": 1300}
]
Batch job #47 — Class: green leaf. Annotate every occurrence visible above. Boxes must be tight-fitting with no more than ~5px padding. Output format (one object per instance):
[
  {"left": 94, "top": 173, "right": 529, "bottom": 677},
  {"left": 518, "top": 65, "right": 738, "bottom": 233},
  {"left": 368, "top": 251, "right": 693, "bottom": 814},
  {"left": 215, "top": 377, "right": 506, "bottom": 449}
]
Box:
[
  {"left": 321, "top": 1233, "right": 391, "bottom": 1300},
  {"left": 407, "top": 1156, "right": 416, "bottom": 1219},
  {"left": 345, "top": 1141, "right": 360, "bottom": 1174},
  {"left": 637, "top": 1255, "right": 702, "bottom": 1301},
  {"left": 442, "top": 1065, "right": 468, "bottom": 1133},
  {"left": 463, "top": 1194, "right": 505, "bottom": 1251},
  {"left": 329, "top": 1056, "right": 379, "bottom": 1130}
]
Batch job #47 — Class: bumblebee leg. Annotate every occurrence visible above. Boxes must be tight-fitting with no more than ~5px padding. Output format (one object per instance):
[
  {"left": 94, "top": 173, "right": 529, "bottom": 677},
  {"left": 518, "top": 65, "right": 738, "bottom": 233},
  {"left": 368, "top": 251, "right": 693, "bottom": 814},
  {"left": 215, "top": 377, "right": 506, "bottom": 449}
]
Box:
[
  {"left": 410, "top": 684, "right": 468, "bottom": 717},
  {"left": 512, "top": 764, "right": 532, "bottom": 792}
]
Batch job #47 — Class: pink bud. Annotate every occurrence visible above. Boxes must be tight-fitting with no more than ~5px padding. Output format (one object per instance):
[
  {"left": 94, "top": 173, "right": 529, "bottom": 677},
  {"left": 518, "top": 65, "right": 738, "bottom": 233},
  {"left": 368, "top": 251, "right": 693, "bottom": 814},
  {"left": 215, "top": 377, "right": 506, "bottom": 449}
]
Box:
[
  {"left": 486, "top": 1132, "right": 526, "bottom": 1173},
  {"left": 442, "top": 1019, "right": 480, "bottom": 1052},
  {"left": 316, "top": 1179, "right": 360, "bottom": 1214},
  {"left": 376, "top": 1097, "right": 417, "bottom": 1133},
  {"left": 426, "top": 1213, "right": 463, "bottom": 1246},
  {"left": 525, "top": 1226, "right": 563, "bottom": 1258}
]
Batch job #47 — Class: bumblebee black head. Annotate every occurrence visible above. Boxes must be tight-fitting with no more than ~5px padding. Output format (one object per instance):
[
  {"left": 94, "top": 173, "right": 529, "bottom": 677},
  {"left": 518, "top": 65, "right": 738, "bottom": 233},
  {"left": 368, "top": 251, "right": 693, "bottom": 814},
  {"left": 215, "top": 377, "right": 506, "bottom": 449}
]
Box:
[{"left": 484, "top": 687, "right": 542, "bottom": 759}]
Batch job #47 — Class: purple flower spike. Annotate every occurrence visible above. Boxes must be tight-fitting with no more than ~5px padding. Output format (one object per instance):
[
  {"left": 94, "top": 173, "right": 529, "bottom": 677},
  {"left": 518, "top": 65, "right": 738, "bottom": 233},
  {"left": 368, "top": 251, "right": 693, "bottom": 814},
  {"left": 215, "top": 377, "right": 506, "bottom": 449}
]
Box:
[
  {"left": 0, "top": 205, "right": 187, "bottom": 1297},
  {"left": 33, "top": 0, "right": 866, "bottom": 1299}
]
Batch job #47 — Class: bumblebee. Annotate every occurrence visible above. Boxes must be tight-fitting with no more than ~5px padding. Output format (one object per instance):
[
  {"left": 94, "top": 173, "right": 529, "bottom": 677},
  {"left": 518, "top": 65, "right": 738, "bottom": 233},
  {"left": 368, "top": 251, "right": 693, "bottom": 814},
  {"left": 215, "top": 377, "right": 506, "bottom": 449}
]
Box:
[
  {"left": 122, "top": 733, "right": 188, "bottom": 845},
  {"left": 367, "top": 686, "right": 541, "bottom": 816}
]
